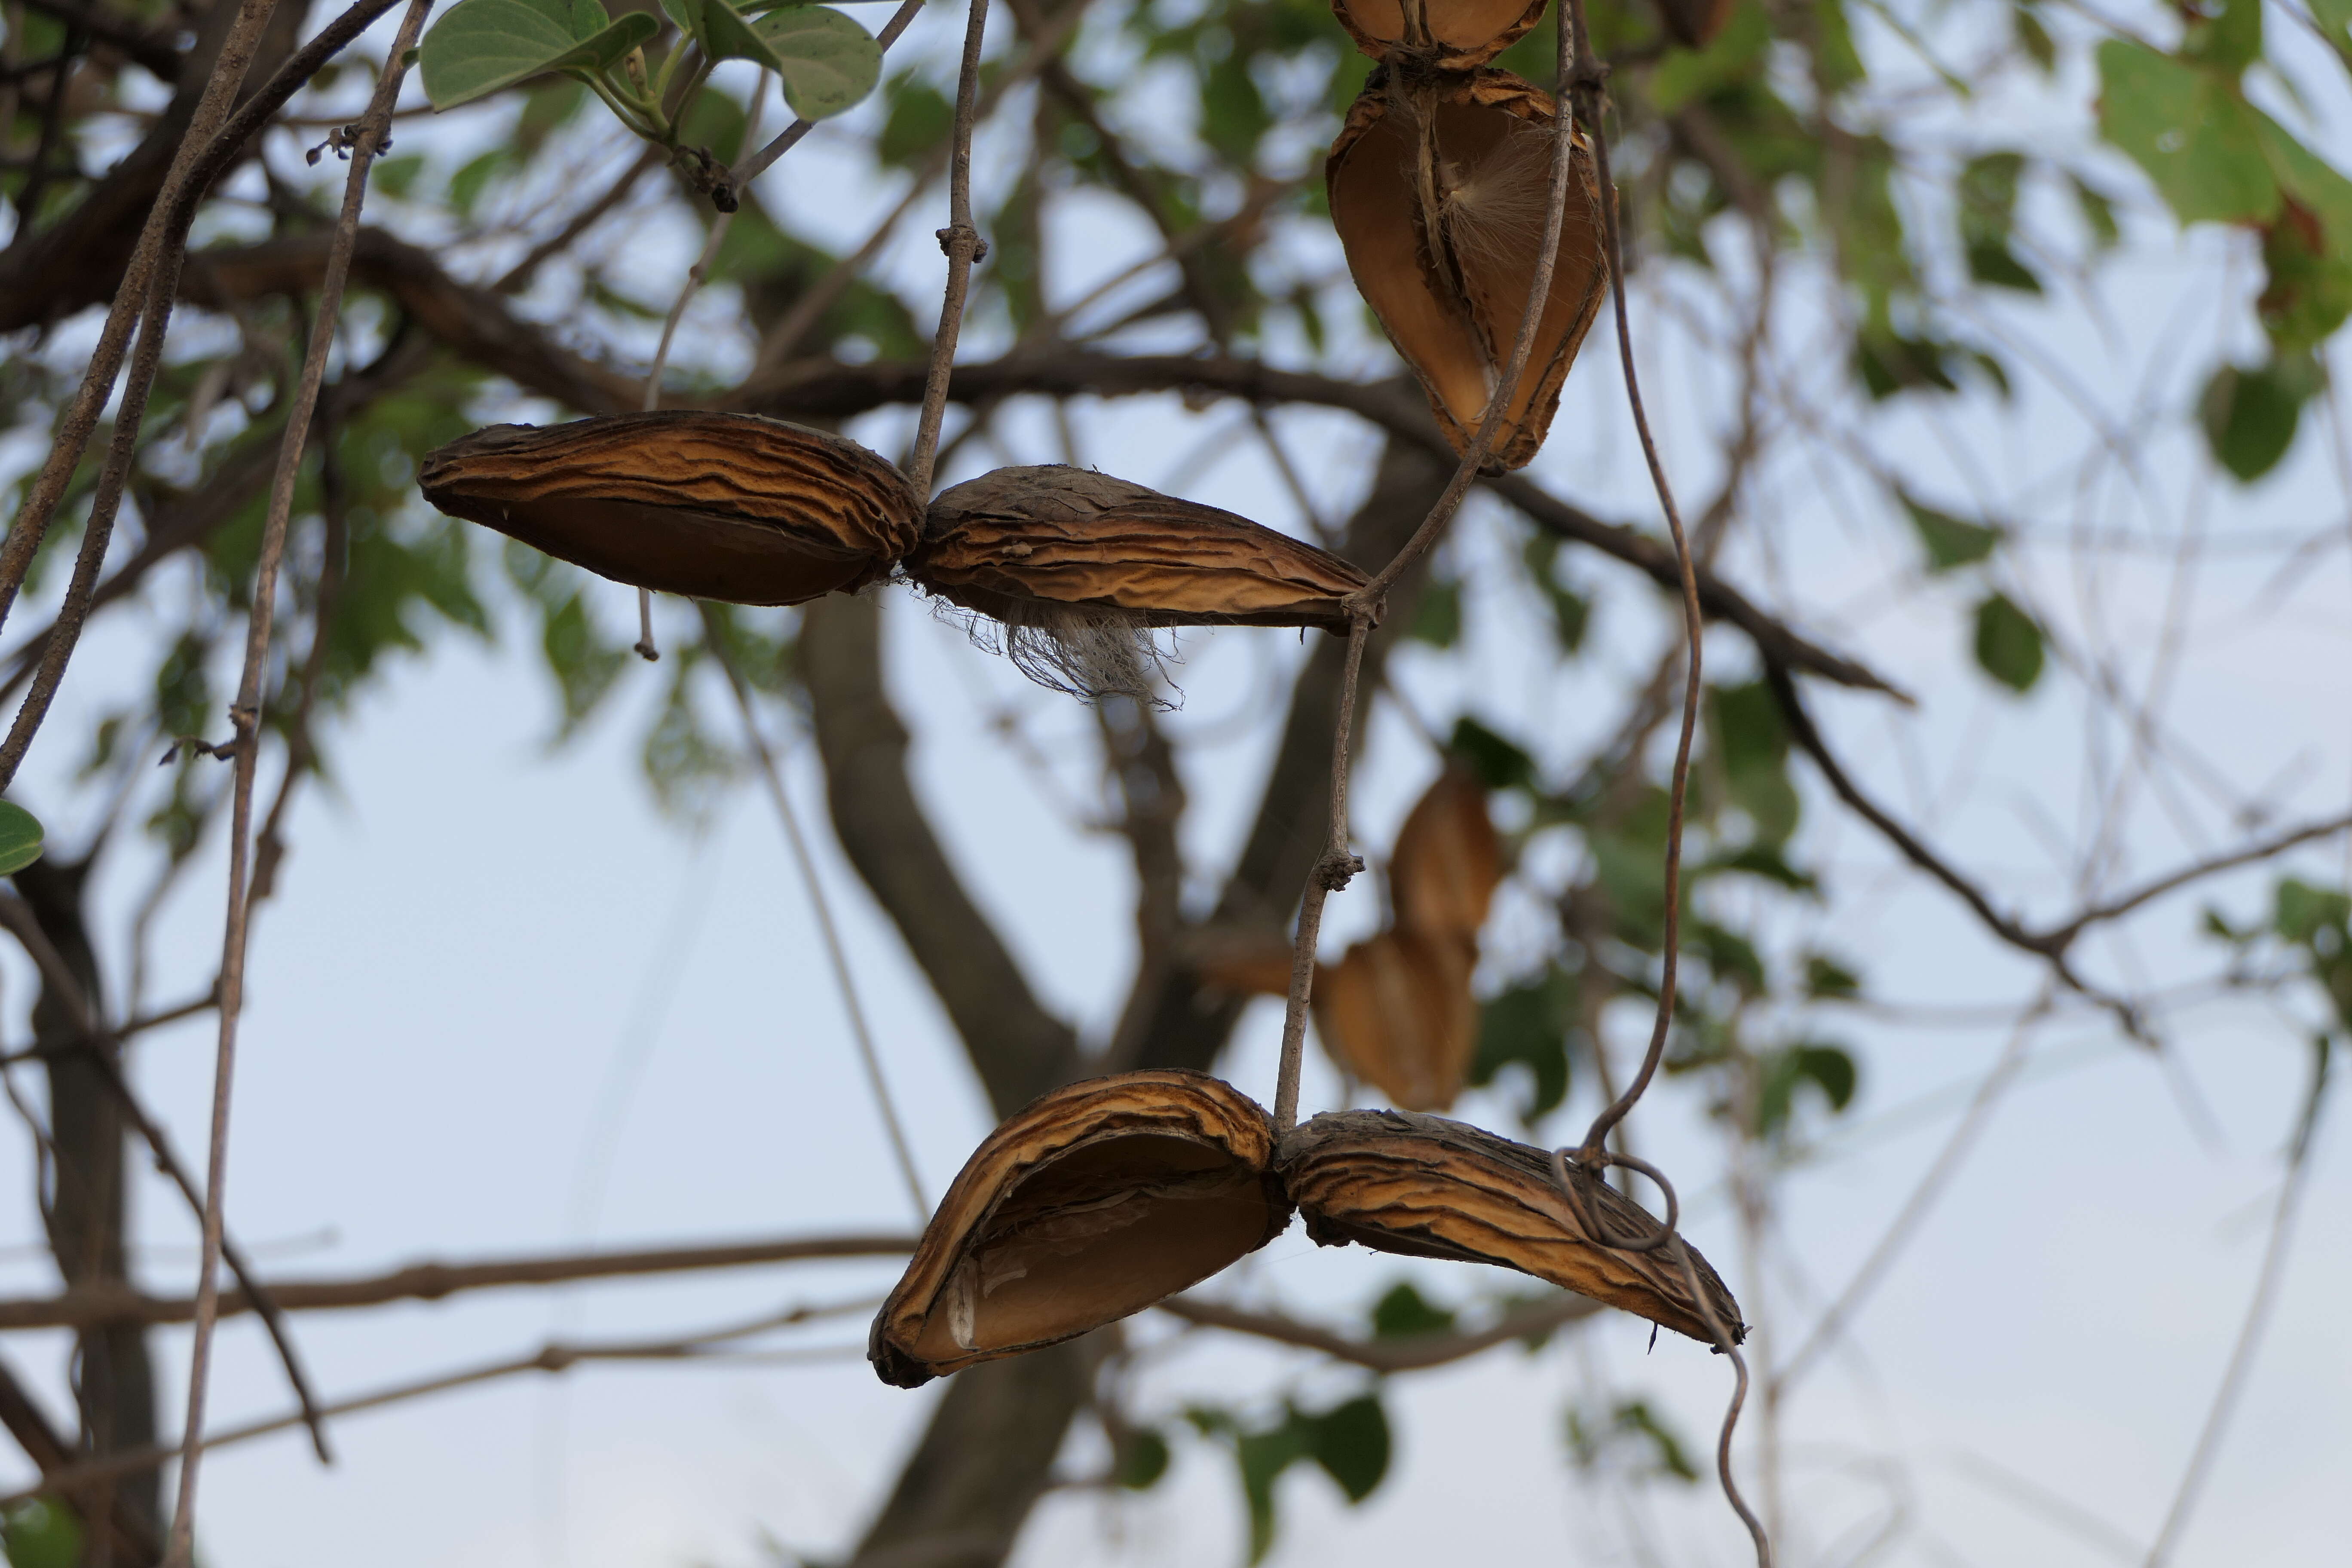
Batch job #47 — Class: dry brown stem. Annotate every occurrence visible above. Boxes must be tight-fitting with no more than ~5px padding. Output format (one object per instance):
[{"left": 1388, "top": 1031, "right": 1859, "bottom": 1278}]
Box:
[{"left": 169, "top": 7, "right": 433, "bottom": 1552}]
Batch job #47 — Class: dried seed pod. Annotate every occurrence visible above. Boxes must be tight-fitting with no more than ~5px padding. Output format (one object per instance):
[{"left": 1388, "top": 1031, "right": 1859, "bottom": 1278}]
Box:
[
  {"left": 1658, "top": 0, "right": 1740, "bottom": 49},
  {"left": 1389, "top": 765, "right": 1502, "bottom": 947},
  {"left": 1329, "top": 70, "right": 1610, "bottom": 470},
  {"left": 1278, "top": 1109, "right": 1744, "bottom": 1344},
  {"left": 907, "top": 465, "right": 1370, "bottom": 701},
  {"left": 419, "top": 411, "right": 921, "bottom": 605},
  {"left": 1330, "top": 0, "right": 1548, "bottom": 70},
  {"left": 1316, "top": 931, "right": 1479, "bottom": 1112},
  {"left": 870, "top": 1070, "right": 1291, "bottom": 1387}
]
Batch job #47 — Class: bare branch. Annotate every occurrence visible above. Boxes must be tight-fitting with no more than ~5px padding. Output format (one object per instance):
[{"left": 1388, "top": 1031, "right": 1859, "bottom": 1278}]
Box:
[
  {"left": 797, "top": 593, "right": 1083, "bottom": 1117},
  {"left": 0, "top": 894, "right": 333, "bottom": 1461},
  {"left": 0, "top": 1231, "right": 919, "bottom": 1331},
  {"left": 1158, "top": 1290, "right": 1600, "bottom": 1373},
  {"left": 0, "top": 1302, "right": 872, "bottom": 1513},
  {"left": 737, "top": 352, "right": 1904, "bottom": 697}
]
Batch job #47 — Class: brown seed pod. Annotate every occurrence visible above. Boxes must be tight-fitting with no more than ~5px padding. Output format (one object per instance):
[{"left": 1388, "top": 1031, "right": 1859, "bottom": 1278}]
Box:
[
  {"left": 1329, "top": 0, "right": 1548, "bottom": 70},
  {"left": 1328, "top": 70, "right": 1610, "bottom": 471},
  {"left": 1658, "top": 0, "right": 1740, "bottom": 49},
  {"left": 907, "top": 465, "right": 1371, "bottom": 701},
  {"left": 1276, "top": 1109, "right": 1744, "bottom": 1345},
  {"left": 870, "top": 1070, "right": 1292, "bottom": 1387},
  {"left": 1316, "top": 930, "right": 1479, "bottom": 1112},
  {"left": 1390, "top": 765, "right": 1502, "bottom": 947},
  {"left": 418, "top": 411, "right": 921, "bottom": 605}
]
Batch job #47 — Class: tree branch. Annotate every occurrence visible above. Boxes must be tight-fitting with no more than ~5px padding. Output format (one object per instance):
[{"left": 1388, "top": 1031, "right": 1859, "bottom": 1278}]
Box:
[
  {"left": 1157, "top": 1291, "right": 1600, "bottom": 1373},
  {"left": 797, "top": 593, "right": 1084, "bottom": 1118},
  {"left": 0, "top": 1232, "right": 919, "bottom": 1331},
  {"left": 736, "top": 353, "right": 1903, "bottom": 697}
]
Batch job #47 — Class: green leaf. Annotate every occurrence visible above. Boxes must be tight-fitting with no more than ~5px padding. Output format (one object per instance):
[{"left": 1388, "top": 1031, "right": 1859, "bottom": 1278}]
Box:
[
  {"left": 1236, "top": 1422, "right": 1305, "bottom": 1564},
  {"left": 1972, "top": 592, "right": 2044, "bottom": 693},
  {"left": 2180, "top": 0, "right": 2261, "bottom": 74},
  {"left": 2095, "top": 41, "right": 2278, "bottom": 227},
  {"left": 1448, "top": 715, "right": 1537, "bottom": 793},
  {"left": 2274, "top": 879, "right": 2351, "bottom": 944},
  {"left": 0, "top": 802, "right": 45, "bottom": 877},
  {"left": 877, "top": 70, "right": 953, "bottom": 166},
  {"left": 1902, "top": 491, "right": 2001, "bottom": 571},
  {"left": 1406, "top": 574, "right": 1461, "bottom": 648},
  {"left": 2199, "top": 357, "right": 2316, "bottom": 482},
  {"left": 2012, "top": 1, "right": 2054, "bottom": 71},
  {"left": 2070, "top": 173, "right": 2121, "bottom": 250},
  {"left": 754, "top": 6, "right": 882, "bottom": 120},
  {"left": 2310, "top": 0, "right": 2352, "bottom": 67},
  {"left": 1115, "top": 1427, "right": 1171, "bottom": 1490},
  {"left": 0, "top": 1498, "right": 82, "bottom": 1568},
  {"left": 1756, "top": 1042, "right": 1859, "bottom": 1135},
  {"left": 1520, "top": 533, "right": 1590, "bottom": 653},
  {"left": 1473, "top": 968, "right": 1575, "bottom": 1124},
  {"left": 1369, "top": 1280, "right": 1456, "bottom": 1340},
  {"left": 1803, "top": 952, "right": 1862, "bottom": 1000},
  {"left": 418, "top": 0, "right": 658, "bottom": 110},
  {"left": 1708, "top": 681, "right": 1799, "bottom": 844},
  {"left": 1565, "top": 1399, "right": 1701, "bottom": 1483},
  {"left": 1303, "top": 1395, "right": 1390, "bottom": 1503},
  {"left": 1966, "top": 239, "right": 2042, "bottom": 292},
  {"left": 1855, "top": 330, "right": 1961, "bottom": 399}
]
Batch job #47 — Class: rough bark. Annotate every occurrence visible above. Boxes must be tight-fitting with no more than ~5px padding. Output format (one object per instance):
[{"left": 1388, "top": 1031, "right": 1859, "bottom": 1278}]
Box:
[
  {"left": 846, "top": 1340, "right": 1101, "bottom": 1568},
  {"left": 15, "top": 858, "right": 160, "bottom": 1564}
]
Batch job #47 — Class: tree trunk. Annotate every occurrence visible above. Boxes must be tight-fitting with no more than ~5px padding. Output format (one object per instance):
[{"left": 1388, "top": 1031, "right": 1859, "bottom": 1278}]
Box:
[{"left": 18, "top": 857, "right": 162, "bottom": 1565}]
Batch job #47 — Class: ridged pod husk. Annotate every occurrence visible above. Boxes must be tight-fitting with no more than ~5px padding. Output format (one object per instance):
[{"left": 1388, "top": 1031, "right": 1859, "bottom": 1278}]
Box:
[
  {"left": 1389, "top": 765, "right": 1502, "bottom": 946},
  {"left": 1315, "top": 930, "right": 1478, "bottom": 1112},
  {"left": 1276, "top": 1109, "right": 1745, "bottom": 1345},
  {"left": 869, "top": 1071, "right": 1292, "bottom": 1387},
  {"left": 1329, "top": 70, "right": 1609, "bottom": 470},
  {"left": 911, "top": 466, "right": 1369, "bottom": 631},
  {"left": 418, "top": 412, "right": 921, "bottom": 605},
  {"left": 1330, "top": 0, "right": 1549, "bottom": 70}
]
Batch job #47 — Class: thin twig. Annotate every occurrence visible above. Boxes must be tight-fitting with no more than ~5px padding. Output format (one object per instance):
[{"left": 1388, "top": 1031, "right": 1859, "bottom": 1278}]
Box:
[
  {"left": 0, "top": 0, "right": 415, "bottom": 791},
  {"left": 494, "top": 143, "right": 664, "bottom": 293},
  {"left": 700, "top": 605, "right": 928, "bottom": 1220},
  {"left": 1269, "top": 619, "right": 1366, "bottom": 1130},
  {"left": 2142, "top": 1038, "right": 2332, "bottom": 1567},
  {"left": 633, "top": 95, "right": 756, "bottom": 662},
  {"left": 732, "top": 0, "right": 927, "bottom": 188},
  {"left": 1271, "top": 2, "right": 1590, "bottom": 1127},
  {"left": 0, "top": 0, "right": 283, "bottom": 642},
  {"left": 0, "top": 896, "right": 334, "bottom": 1461},
  {"left": 0, "top": 1230, "right": 920, "bottom": 1330},
  {"left": 0, "top": 1300, "right": 873, "bottom": 1512},
  {"left": 167, "top": 6, "right": 434, "bottom": 1556},
  {"left": 1158, "top": 1289, "right": 1601, "bottom": 1372},
  {"left": 902, "top": 0, "right": 992, "bottom": 496},
  {"left": 1773, "top": 992, "right": 2050, "bottom": 1392}
]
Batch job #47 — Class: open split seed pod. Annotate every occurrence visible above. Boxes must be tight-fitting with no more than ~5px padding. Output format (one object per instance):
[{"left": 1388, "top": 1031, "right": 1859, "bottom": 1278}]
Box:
[
  {"left": 1277, "top": 1109, "right": 1743, "bottom": 1345},
  {"left": 1330, "top": 0, "right": 1549, "bottom": 70},
  {"left": 1390, "top": 764, "right": 1503, "bottom": 946},
  {"left": 1193, "top": 768, "right": 1502, "bottom": 1112},
  {"left": 1316, "top": 930, "right": 1479, "bottom": 1111},
  {"left": 907, "top": 465, "right": 1369, "bottom": 701},
  {"left": 1329, "top": 70, "right": 1610, "bottom": 470},
  {"left": 870, "top": 1070, "right": 1292, "bottom": 1387},
  {"left": 419, "top": 411, "right": 921, "bottom": 605}
]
